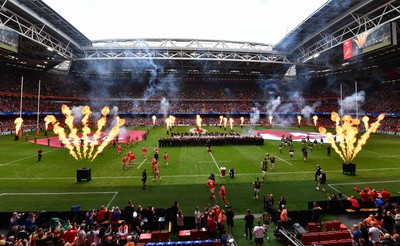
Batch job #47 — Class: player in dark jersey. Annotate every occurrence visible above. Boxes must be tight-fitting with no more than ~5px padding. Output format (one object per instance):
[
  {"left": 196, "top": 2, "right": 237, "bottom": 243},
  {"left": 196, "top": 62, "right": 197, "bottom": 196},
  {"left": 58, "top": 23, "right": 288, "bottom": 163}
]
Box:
[{"left": 252, "top": 178, "right": 262, "bottom": 200}]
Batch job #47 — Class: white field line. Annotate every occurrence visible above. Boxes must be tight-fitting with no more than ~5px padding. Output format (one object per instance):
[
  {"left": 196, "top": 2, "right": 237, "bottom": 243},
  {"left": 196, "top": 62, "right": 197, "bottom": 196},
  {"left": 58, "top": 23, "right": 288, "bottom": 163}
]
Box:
[
  {"left": 209, "top": 152, "right": 220, "bottom": 171},
  {"left": 0, "top": 191, "right": 118, "bottom": 196},
  {"left": 0, "top": 149, "right": 59, "bottom": 166},
  {"left": 136, "top": 158, "right": 147, "bottom": 169},
  {"left": 255, "top": 146, "right": 292, "bottom": 166},
  {"left": 0, "top": 164, "right": 21, "bottom": 167},
  {"left": 197, "top": 161, "right": 232, "bottom": 163},
  {"left": 0, "top": 167, "right": 399, "bottom": 180},
  {"left": 106, "top": 192, "right": 119, "bottom": 209},
  {"left": 327, "top": 184, "right": 348, "bottom": 198},
  {"left": 363, "top": 150, "right": 400, "bottom": 159}
]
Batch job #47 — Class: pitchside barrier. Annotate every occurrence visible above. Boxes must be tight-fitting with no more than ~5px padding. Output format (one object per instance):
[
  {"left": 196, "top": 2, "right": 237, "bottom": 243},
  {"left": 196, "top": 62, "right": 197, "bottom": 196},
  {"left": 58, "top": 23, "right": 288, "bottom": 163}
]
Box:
[{"left": 263, "top": 195, "right": 400, "bottom": 228}]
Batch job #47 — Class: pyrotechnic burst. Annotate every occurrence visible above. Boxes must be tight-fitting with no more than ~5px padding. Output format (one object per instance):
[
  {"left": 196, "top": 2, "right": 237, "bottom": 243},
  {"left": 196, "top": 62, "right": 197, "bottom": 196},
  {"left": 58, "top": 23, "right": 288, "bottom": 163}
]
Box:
[
  {"left": 268, "top": 116, "right": 273, "bottom": 125},
  {"left": 196, "top": 115, "right": 202, "bottom": 130},
  {"left": 229, "top": 118, "right": 234, "bottom": 130},
  {"left": 14, "top": 117, "right": 23, "bottom": 136},
  {"left": 319, "top": 112, "right": 384, "bottom": 163},
  {"left": 152, "top": 115, "right": 157, "bottom": 126},
  {"left": 223, "top": 117, "right": 228, "bottom": 129},
  {"left": 219, "top": 115, "right": 223, "bottom": 126},
  {"left": 240, "top": 117, "right": 244, "bottom": 125},
  {"left": 44, "top": 105, "right": 124, "bottom": 161},
  {"left": 312, "top": 115, "right": 318, "bottom": 127},
  {"left": 297, "top": 115, "right": 302, "bottom": 125}
]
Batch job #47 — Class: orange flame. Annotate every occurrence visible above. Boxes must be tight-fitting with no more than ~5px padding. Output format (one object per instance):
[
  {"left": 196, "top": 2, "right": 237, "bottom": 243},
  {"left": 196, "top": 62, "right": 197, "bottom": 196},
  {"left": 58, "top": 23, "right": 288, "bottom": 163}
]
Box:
[
  {"left": 62, "top": 104, "right": 82, "bottom": 159},
  {"left": 165, "top": 117, "right": 171, "bottom": 130},
  {"left": 223, "top": 117, "right": 227, "bottom": 128},
  {"left": 14, "top": 117, "right": 23, "bottom": 135},
  {"left": 152, "top": 115, "right": 156, "bottom": 125},
  {"left": 81, "top": 106, "right": 92, "bottom": 158},
  {"left": 240, "top": 117, "right": 244, "bottom": 125},
  {"left": 362, "top": 116, "right": 369, "bottom": 131},
  {"left": 297, "top": 115, "right": 302, "bottom": 125},
  {"left": 229, "top": 118, "right": 234, "bottom": 130},
  {"left": 319, "top": 112, "right": 385, "bottom": 162},
  {"left": 219, "top": 115, "right": 223, "bottom": 125},
  {"left": 196, "top": 115, "right": 202, "bottom": 130},
  {"left": 44, "top": 115, "right": 56, "bottom": 130},
  {"left": 268, "top": 116, "right": 273, "bottom": 125},
  {"left": 91, "top": 116, "right": 125, "bottom": 161},
  {"left": 88, "top": 106, "right": 109, "bottom": 159},
  {"left": 313, "top": 115, "right": 318, "bottom": 126}
]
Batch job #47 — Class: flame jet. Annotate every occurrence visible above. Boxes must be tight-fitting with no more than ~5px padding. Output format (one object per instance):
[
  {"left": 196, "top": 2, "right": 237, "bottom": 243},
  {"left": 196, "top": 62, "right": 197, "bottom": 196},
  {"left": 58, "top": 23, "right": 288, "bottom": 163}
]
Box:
[
  {"left": 44, "top": 115, "right": 78, "bottom": 160},
  {"left": 61, "top": 104, "right": 82, "bottom": 159},
  {"left": 91, "top": 116, "right": 125, "bottom": 161},
  {"left": 14, "top": 117, "right": 23, "bottom": 135},
  {"left": 319, "top": 112, "right": 384, "bottom": 163},
  {"left": 313, "top": 115, "right": 318, "bottom": 126},
  {"left": 81, "top": 106, "right": 92, "bottom": 158},
  {"left": 88, "top": 106, "right": 109, "bottom": 159},
  {"left": 297, "top": 115, "right": 302, "bottom": 125}
]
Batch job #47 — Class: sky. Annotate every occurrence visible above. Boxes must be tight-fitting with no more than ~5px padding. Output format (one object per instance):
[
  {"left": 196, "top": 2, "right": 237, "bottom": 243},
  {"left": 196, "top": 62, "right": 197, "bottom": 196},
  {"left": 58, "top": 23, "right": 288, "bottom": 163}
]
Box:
[{"left": 43, "top": 0, "right": 327, "bottom": 45}]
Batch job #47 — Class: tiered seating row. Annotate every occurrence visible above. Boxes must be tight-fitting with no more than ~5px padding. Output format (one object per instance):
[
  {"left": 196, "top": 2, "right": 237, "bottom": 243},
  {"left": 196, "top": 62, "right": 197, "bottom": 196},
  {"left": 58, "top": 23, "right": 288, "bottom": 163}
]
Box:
[{"left": 301, "top": 231, "right": 352, "bottom": 245}]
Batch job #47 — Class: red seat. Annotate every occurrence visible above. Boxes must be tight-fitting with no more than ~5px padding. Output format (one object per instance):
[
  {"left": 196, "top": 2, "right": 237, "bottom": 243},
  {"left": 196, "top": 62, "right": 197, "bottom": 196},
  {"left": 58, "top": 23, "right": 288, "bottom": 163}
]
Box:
[
  {"left": 319, "top": 240, "right": 331, "bottom": 245},
  {"left": 325, "top": 220, "right": 334, "bottom": 231},
  {"left": 301, "top": 233, "right": 319, "bottom": 245},
  {"left": 336, "top": 230, "right": 351, "bottom": 240},
  {"left": 332, "top": 220, "right": 342, "bottom": 231},
  {"left": 160, "top": 230, "right": 169, "bottom": 241},
  {"left": 337, "top": 239, "right": 349, "bottom": 246},
  {"left": 324, "top": 231, "right": 336, "bottom": 241},
  {"left": 340, "top": 223, "right": 348, "bottom": 231},
  {"left": 329, "top": 240, "right": 339, "bottom": 246},
  {"left": 138, "top": 233, "right": 152, "bottom": 243},
  {"left": 307, "top": 222, "right": 317, "bottom": 232}
]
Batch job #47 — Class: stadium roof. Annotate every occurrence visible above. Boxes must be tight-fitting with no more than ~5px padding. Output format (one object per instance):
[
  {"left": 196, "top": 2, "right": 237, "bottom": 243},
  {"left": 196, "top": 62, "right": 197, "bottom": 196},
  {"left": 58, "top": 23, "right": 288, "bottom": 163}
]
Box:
[{"left": 0, "top": 0, "right": 399, "bottom": 81}]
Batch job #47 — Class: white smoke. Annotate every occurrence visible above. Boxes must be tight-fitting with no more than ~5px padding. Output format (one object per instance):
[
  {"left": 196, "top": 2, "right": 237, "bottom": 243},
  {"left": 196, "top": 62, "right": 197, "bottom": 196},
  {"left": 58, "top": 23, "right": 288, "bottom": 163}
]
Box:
[
  {"left": 301, "top": 101, "right": 321, "bottom": 119},
  {"left": 71, "top": 105, "right": 84, "bottom": 124},
  {"left": 160, "top": 97, "right": 170, "bottom": 117},
  {"left": 265, "top": 96, "right": 281, "bottom": 116},
  {"left": 250, "top": 107, "right": 260, "bottom": 125},
  {"left": 339, "top": 91, "right": 365, "bottom": 115}
]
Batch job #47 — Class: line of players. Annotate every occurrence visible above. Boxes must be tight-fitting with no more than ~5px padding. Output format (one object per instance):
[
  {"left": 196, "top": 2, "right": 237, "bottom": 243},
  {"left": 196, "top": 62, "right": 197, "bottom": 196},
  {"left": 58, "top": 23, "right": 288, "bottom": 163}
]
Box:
[
  {"left": 277, "top": 134, "right": 326, "bottom": 162},
  {"left": 116, "top": 140, "right": 169, "bottom": 182},
  {"left": 260, "top": 153, "right": 276, "bottom": 181}
]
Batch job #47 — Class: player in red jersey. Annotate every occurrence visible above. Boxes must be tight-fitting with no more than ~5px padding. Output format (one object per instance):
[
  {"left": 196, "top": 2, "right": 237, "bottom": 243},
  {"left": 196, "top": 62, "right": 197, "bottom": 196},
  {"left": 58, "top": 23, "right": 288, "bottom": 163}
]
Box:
[
  {"left": 117, "top": 144, "right": 122, "bottom": 157},
  {"left": 154, "top": 145, "right": 159, "bottom": 153},
  {"left": 207, "top": 177, "right": 216, "bottom": 199},
  {"left": 163, "top": 152, "right": 169, "bottom": 166},
  {"left": 142, "top": 146, "right": 147, "bottom": 158},
  {"left": 122, "top": 155, "right": 129, "bottom": 170},
  {"left": 135, "top": 136, "right": 139, "bottom": 145},
  {"left": 128, "top": 151, "right": 135, "bottom": 166},
  {"left": 219, "top": 184, "right": 229, "bottom": 206},
  {"left": 152, "top": 162, "right": 161, "bottom": 181}
]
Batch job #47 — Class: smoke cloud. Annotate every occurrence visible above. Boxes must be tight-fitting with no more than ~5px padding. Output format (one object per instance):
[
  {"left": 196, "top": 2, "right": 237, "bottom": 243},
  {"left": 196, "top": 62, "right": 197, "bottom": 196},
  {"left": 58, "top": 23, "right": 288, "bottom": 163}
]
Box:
[
  {"left": 339, "top": 91, "right": 365, "bottom": 115},
  {"left": 250, "top": 107, "right": 260, "bottom": 125},
  {"left": 265, "top": 96, "right": 281, "bottom": 116},
  {"left": 160, "top": 97, "right": 170, "bottom": 117},
  {"left": 301, "top": 101, "right": 321, "bottom": 119}
]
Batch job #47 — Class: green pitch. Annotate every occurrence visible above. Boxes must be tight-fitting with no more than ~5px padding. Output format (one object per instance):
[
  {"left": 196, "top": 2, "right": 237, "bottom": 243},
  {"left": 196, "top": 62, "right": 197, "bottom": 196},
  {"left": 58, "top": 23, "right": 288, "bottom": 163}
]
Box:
[{"left": 1, "top": 125, "right": 399, "bottom": 227}]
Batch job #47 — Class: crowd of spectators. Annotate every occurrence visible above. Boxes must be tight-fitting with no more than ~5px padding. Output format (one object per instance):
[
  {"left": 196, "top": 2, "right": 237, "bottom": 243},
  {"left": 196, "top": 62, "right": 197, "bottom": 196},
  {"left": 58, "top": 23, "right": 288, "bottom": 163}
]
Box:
[
  {"left": 0, "top": 71, "right": 399, "bottom": 134},
  {"left": 2, "top": 199, "right": 240, "bottom": 246},
  {"left": 341, "top": 187, "right": 400, "bottom": 245}
]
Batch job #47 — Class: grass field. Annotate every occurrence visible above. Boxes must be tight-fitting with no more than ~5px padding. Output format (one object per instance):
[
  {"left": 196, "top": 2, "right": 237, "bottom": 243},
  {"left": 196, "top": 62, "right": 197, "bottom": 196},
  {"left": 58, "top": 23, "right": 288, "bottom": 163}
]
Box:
[{"left": 1, "top": 124, "right": 399, "bottom": 244}]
